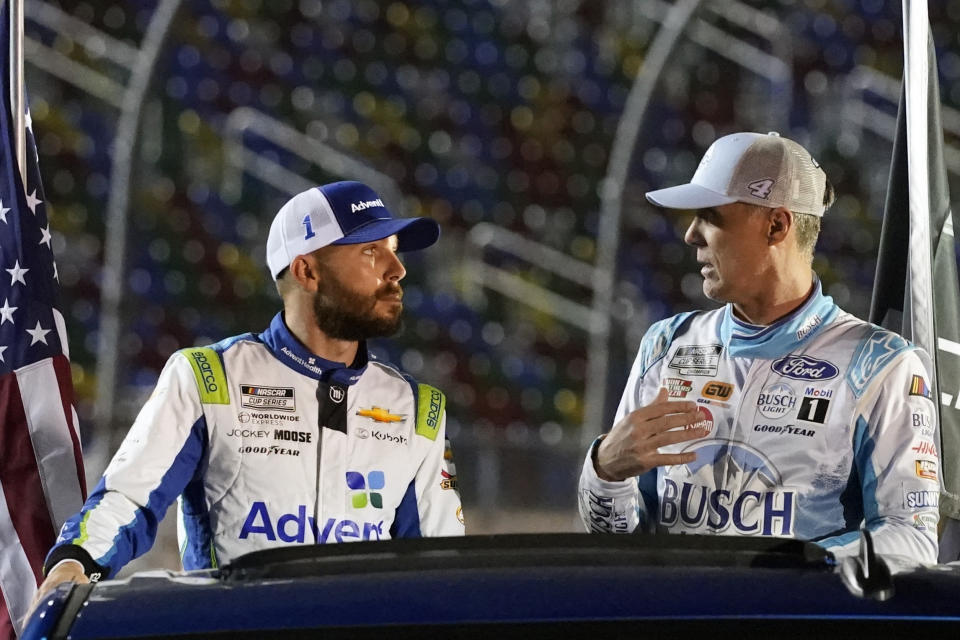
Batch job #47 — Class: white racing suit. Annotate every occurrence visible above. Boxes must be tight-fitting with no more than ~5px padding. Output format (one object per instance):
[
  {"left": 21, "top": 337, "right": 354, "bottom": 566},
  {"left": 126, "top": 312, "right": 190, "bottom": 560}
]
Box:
[
  {"left": 579, "top": 280, "right": 939, "bottom": 564},
  {"left": 47, "top": 313, "right": 464, "bottom": 579}
]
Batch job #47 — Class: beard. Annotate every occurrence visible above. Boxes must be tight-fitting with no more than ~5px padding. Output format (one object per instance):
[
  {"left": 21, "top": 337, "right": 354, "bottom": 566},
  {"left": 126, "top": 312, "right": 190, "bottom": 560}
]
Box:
[{"left": 312, "top": 268, "right": 403, "bottom": 341}]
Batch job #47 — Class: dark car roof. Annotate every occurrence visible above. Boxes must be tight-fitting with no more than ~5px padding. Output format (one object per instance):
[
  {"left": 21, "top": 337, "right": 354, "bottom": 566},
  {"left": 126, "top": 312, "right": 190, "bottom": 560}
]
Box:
[{"left": 25, "top": 534, "right": 960, "bottom": 639}]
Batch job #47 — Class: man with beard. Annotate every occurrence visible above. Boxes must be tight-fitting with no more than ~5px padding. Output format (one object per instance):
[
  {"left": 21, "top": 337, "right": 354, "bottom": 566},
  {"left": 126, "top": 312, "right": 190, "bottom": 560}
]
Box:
[
  {"left": 34, "top": 181, "right": 463, "bottom": 599},
  {"left": 578, "top": 133, "right": 939, "bottom": 566}
]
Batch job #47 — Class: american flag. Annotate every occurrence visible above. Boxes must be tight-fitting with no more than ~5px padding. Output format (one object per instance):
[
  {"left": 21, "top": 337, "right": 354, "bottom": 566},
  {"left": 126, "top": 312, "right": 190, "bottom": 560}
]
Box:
[{"left": 1, "top": 3, "right": 86, "bottom": 637}]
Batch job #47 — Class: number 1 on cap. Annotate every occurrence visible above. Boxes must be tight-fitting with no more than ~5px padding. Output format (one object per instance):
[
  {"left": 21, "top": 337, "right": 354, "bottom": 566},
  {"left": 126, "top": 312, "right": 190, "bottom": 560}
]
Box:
[{"left": 302, "top": 214, "right": 316, "bottom": 240}]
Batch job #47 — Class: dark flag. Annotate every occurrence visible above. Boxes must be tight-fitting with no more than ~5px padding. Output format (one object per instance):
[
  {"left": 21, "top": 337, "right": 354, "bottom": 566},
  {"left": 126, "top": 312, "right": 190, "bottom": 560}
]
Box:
[
  {"left": 869, "top": 8, "right": 960, "bottom": 562},
  {"left": 1, "top": 2, "right": 86, "bottom": 636}
]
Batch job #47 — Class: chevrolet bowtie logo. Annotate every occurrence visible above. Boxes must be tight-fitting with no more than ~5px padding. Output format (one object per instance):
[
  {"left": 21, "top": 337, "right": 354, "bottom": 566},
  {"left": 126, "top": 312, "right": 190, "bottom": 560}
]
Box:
[{"left": 356, "top": 407, "right": 405, "bottom": 423}]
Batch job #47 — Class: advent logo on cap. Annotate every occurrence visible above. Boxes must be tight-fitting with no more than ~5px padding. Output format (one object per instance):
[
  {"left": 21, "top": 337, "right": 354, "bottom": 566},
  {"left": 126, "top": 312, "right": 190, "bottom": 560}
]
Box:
[{"left": 266, "top": 181, "right": 440, "bottom": 279}]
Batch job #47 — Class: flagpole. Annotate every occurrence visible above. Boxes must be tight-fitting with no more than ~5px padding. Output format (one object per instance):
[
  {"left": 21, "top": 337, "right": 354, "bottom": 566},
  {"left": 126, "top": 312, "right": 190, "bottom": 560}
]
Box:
[
  {"left": 8, "top": 0, "right": 25, "bottom": 187},
  {"left": 902, "top": 0, "right": 936, "bottom": 358}
]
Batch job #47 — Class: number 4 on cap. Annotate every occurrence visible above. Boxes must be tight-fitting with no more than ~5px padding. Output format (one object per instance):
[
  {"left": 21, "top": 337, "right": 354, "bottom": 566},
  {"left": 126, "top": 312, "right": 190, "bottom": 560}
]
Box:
[{"left": 747, "top": 178, "right": 775, "bottom": 199}]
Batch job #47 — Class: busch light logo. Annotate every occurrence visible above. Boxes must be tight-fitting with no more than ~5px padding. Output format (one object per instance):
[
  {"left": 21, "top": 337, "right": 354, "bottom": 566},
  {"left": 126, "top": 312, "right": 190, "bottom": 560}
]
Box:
[
  {"left": 756, "top": 383, "right": 796, "bottom": 419},
  {"left": 239, "top": 502, "right": 384, "bottom": 543},
  {"left": 771, "top": 355, "right": 839, "bottom": 381},
  {"left": 659, "top": 442, "right": 795, "bottom": 537}
]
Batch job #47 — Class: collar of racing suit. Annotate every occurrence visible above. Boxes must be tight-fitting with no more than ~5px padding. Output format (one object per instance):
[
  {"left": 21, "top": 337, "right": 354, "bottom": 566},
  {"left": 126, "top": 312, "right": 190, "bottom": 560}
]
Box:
[
  {"left": 258, "top": 312, "right": 370, "bottom": 385},
  {"left": 719, "top": 274, "right": 840, "bottom": 359}
]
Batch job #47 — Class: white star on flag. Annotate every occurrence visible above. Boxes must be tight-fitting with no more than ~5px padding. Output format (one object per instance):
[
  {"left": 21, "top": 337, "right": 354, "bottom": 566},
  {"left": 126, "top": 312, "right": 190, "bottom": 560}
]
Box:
[
  {"left": 25, "top": 109, "right": 32, "bottom": 132},
  {"left": 26, "top": 321, "right": 51, "bottom": 346},
  {"left": 39, "top": 224, "right": 51, "bottom": 248},
  {"left": 6, "top": 260, "right": 28, "bottom": 286},
  {"left": 0, "top": 345, "right": 7, "bottom": 362},
  {"left": 25, "top": 190, "right": 41, "bottom": 214},
  {"left": 53, "top": 261, "right": 59, "bottom": 282},
  {"left": 0, "top": 298, "right": 16, "bottom": 325},
  {"left": 0, "top": 198, "right": 8, "bottom": 223}
]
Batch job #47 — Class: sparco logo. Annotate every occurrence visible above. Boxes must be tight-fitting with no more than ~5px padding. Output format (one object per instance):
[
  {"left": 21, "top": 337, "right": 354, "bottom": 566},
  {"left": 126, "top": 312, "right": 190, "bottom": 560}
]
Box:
[
  {"left": 190, "top": 351, "right": 219, "bottom": 393},
  {"left": 771, "top": 355, "right": 839, "bottom": 381},
  {"left": 350, "top": 198, "right": 384, "bottom": 212},
  {"left": 425, "top": 389, "right": 443, "bottom": 429}
]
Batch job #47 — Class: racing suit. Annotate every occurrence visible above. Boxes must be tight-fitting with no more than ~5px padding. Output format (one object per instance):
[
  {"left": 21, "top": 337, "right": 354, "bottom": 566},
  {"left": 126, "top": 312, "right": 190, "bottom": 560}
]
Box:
[
  {"left": 46, "top": 313, "right": 464, "bottom": 580},
  {"left": 579, "top": 280, "right": 939, "bottom": 564}
]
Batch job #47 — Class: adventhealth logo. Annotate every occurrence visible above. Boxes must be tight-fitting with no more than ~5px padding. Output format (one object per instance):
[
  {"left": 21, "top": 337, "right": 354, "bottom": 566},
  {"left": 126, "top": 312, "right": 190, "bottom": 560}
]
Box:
[
  {"left": 350, "top": 198, "right": 384, "bottom": 212},
  {"left": 238, "top": 502, "right": 384, "bottom": 543},
  {"left": 347, "top": 470, "right": 385, "bottom": 509}
]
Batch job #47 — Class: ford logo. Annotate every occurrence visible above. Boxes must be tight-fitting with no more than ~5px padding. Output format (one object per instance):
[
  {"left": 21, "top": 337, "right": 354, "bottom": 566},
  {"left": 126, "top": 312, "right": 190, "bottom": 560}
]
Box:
[{"left": 771, "top": 355, "right": 839, "bottom": 381}]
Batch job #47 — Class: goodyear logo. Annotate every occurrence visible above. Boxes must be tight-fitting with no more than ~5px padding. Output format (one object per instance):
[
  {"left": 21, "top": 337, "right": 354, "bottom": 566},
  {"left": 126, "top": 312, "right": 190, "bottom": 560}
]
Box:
[{"left": 416, "top": 384, "right": 445, "bottom": 441}]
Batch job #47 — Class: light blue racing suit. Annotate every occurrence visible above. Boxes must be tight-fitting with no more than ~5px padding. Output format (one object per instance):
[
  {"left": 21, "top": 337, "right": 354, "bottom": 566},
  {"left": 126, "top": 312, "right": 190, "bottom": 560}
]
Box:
[
  {"left": 46, "top": 313, "right": 464, "bottom": 580},
  {"left": 579, "top": 280, "right": 939, "bottom": 564}
]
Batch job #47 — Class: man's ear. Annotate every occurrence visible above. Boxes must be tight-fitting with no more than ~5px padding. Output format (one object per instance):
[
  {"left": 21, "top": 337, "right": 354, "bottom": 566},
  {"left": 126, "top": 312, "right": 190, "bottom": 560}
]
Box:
[
  {"left": 767, "top": 207, "right": 792, "bottom": 246},
  {"left": 289, "top": 254, "right": 320, "bottom": 292}
]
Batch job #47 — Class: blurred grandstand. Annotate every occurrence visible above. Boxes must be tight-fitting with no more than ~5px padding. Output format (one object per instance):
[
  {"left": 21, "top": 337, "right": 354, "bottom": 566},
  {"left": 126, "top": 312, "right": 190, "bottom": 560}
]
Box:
[{"left": 22, "top": 0, "right": 960, "bottom": 569}]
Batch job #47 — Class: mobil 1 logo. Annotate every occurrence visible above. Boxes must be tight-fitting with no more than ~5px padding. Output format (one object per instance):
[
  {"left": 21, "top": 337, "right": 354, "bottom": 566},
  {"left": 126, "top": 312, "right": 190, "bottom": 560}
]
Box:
[{"left": 797, "top": 387, "right": 832, "bottom": 424}]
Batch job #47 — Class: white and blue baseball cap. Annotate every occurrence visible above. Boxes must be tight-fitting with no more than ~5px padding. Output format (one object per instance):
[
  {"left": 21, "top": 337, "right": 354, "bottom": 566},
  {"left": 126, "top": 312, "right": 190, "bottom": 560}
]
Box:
[
  {"left": 645, "top": 132, "right": 830, "bottom": 217},
  {"left": 266, "top": 181, "right": 440, "bottom": 279}
]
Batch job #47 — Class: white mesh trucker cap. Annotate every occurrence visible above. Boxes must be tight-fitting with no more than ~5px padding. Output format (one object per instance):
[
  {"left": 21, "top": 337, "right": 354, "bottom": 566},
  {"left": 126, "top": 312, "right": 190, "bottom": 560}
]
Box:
[
  {"left": 645, "top": 132, "right": 830, "bottom": 216},
  {"left": 266, "top": 181, "right": 440, "bottom": 280}
]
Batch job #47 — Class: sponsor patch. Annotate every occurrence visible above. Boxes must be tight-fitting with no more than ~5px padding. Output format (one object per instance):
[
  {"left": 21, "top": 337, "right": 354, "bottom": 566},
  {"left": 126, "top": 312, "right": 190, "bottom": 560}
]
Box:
[
  {"left": 668, "top": 344, "right": 722, "bottom": 376},
  {"left": 909, "top": 375, "right": 932, "bottom": 400},
  {"left": 239, "top": 502, "right": 383, "bottom": 543},
  {"left": 795, "top": 313, "right": 823, "bottom": 341},
  {"left": 240, "top": 385, "right": 296, "bottom": 411},
  {"left": 580, "top": 489, "right": 630, "bottom": 534},
  {"left": 225, "top": 428, "right": 269, "bottom": 439},
  {"left": 912, "top": 410, "right": 934, "bottom": 437},
  {"left": 913, "top": 512, "right": 938, "bottom": 532},
  {"left": 329, "top": 386, "right": 345, "bottom": 403},
  {"left": 771, "top": 355, "right": 839, "bottom": 381},
  {"left": 416, "top": 384, "right": 445, "bottom": 441},
  {"left": 752, "top": 424, "right": 815, "bottom": 438},
  {"left": 356, "top": 406, "right": 405, "bottom": 423},
  {"left": 915, "top": 459, "right": 938, "bottom": 481},
  {"left": 347, "top": 470, "right": 385, "bottom": 509},
  {"left": 904, "top": 489, "right": 939, "bottom": 510},
  {"left": 440, "top": 470, "right": 459, "bottom": 491},
  {"left": 184, "top": 348, "right": 230, "bottom": 404},
  {"left": 756, "top": 383, "right": 796, "bottom": 419},
  {"left": 691, "top": 406, "right": 714, "bottom": 433},
  {"left": 237, "top": 445, "right": 301, "bottom": 457},
  {"left": 273, "top": 429, "right": 312, "bottom": 443},
  {"left": 237, "top": 411, "right": 301, "bottom": 426},
  {"left": 797, "top": 396, "right": 829, "bottom": 424},
  {"left": 664, "top": 377, "right": 693, "bottom": 398},
  {"left": 456, "top": 506, "right": 465, "bottom": 525},
  {"left": 702, "top": 381, "right": 733, "bottom": 401},
  {"left": 911, "top": 441, "right": 938, "bottom": 458}
]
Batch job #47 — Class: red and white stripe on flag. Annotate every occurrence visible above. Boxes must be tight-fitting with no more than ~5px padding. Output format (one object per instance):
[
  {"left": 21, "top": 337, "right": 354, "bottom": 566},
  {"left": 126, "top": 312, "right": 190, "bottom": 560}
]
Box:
[{"left": 0, "top": 354, "right": 85, "bottom": 636}]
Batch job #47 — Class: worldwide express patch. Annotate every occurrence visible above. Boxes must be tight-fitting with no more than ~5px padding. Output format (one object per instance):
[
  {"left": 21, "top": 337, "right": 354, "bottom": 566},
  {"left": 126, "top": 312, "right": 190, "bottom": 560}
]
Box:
[{"left": 240, "top": 385, "right": 296, "bottom": 411}]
